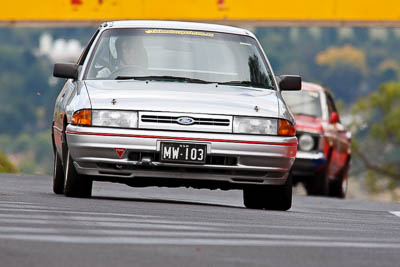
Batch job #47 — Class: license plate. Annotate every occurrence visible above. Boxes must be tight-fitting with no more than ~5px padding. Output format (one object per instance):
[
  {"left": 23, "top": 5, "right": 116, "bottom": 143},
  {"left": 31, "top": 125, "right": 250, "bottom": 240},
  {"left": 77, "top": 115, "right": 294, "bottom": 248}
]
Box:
[{"left": 160, "top": 142, "right": 207, "bottom": 164}]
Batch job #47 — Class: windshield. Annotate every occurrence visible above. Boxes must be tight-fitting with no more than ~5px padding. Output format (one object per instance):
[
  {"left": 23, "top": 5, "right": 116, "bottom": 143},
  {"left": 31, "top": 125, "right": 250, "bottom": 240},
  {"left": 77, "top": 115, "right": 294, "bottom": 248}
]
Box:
[
  {"left": 282, "top": 90, "right": 322, "bottom": 118},
  {"left": 84, "top": 28, "right": 275, "bottom": 89}
]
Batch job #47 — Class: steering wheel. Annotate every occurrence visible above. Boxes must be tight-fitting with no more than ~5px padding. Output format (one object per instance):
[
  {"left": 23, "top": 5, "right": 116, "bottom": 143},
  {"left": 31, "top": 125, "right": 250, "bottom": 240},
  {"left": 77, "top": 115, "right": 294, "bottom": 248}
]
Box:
[{"left": 109, "top": 65, "right": 147, "bottom": 79}]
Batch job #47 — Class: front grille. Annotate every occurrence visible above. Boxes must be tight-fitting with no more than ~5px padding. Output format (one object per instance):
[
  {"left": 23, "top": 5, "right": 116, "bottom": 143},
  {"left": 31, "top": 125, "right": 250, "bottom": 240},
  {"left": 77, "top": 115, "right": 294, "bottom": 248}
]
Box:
[
  {"left": 208, "top": 155, "right": 237, "bottom": 166},
  {"left": 128, "top": 151, "right": 160, "bottom": 162},
  {"left": 141, "top": 115, "right": 230, "bottom": 126}
]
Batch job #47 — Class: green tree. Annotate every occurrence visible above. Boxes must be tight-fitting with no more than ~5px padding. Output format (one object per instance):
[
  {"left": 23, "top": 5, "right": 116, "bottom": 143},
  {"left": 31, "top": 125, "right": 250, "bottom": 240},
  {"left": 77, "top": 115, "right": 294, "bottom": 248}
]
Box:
[{"left": 352, "top": 82, "right": 400, "bottom": 194}]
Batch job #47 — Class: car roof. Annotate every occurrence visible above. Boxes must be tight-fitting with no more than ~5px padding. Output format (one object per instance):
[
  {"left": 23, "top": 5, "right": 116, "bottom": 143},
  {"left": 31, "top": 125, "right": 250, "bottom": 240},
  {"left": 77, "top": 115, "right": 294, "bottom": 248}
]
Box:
[
  {"left": 301, "top": 82, "right": 326, "bottom": 92},
  {"left": 101, "top": 20, "right": 255, "bottom": 38}
]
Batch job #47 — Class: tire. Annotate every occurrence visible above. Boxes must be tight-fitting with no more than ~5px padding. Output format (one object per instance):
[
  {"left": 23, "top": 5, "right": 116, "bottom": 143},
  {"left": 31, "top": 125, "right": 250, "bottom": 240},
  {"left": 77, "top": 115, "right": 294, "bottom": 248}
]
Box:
[
  {"left": 53, "top": 151, "right": 65, "bottom": 194},
  {"left": 64, "top": 148, "right": 93, "bottom": 198},
  {"left": 329, "top": 163, "right": 349, "bottom": 198},
  {"left": 243, "top": 174, "right": 292, "bottom": 211},
  {"left": 304, "top": 165, "right": 329, "bottom": 196}
]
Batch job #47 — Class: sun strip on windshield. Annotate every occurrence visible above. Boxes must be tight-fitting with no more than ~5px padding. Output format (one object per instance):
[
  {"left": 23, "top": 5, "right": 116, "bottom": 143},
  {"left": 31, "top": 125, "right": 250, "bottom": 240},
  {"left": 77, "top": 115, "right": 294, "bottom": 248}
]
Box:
[{"left": 145, "top": 29, "right": 214, "bottom": 37}]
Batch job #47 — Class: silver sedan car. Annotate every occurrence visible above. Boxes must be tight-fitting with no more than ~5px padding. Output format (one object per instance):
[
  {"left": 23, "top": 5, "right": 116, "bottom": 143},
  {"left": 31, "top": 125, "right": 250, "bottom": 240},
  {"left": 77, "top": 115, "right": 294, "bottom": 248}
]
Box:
[{"left": 52, "top": 20, "right": 301, "bottom": 210}]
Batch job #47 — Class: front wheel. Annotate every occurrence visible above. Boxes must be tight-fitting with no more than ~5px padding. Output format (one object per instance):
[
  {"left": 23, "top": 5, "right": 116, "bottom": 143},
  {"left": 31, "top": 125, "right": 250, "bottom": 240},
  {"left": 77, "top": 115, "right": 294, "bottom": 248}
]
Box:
[
  {"left": 243, "top": 174, "right": 292, "bottom": 211},
  {"left": 329, "top": 163, "right": 349, "bottom": 198},
  {"left": 304, "top": 166, "right": 329, "bottom": 196},
  {"left": 64, "top": 148, "right": 93, "bottom": 198}
]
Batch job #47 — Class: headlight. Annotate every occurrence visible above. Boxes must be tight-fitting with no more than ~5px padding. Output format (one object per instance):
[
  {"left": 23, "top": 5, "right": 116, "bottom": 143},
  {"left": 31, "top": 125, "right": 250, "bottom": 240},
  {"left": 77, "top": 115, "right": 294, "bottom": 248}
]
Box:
[
  {"left": 233, "top": 117, "right": 278, "bottom": 135},
  {"left": 72, "top": 109, "right": 138, "bottom": 128},
  {"left": 92, "top": 110, "right": 138, "bottom": 128},
  {"left": 298, "top": 134, "right": 314, "bottom": 151}
]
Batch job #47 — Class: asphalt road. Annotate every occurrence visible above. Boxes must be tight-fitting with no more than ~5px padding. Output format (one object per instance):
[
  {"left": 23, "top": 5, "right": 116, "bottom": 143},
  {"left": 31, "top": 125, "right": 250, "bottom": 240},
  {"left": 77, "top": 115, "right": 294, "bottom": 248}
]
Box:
[{"left": 0, "top": 173, "right": 399, "bottom": 267}]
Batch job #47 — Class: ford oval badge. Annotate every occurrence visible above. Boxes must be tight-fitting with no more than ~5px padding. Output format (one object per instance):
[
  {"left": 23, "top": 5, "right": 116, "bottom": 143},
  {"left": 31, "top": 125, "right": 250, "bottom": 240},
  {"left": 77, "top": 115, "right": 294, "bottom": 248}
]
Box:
[{"left": 177, "top": 117, "right": 195, "bottom": 125}]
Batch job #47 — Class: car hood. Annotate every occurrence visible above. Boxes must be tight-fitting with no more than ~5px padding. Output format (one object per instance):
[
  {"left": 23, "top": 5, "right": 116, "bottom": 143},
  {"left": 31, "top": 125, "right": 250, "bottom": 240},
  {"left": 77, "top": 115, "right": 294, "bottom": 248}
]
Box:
[
  {"left": 293, "top": 114, "right": 324, "bottom": 133},
  {"left": 84, "top": 80, "right": 280, "bottom": 118}
]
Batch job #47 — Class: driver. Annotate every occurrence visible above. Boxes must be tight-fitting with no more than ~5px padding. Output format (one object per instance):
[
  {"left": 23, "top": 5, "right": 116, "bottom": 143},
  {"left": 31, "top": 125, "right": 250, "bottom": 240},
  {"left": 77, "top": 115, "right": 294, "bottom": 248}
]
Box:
[{"left": 96, "top": 36, "right": 147, "bottom": 78}]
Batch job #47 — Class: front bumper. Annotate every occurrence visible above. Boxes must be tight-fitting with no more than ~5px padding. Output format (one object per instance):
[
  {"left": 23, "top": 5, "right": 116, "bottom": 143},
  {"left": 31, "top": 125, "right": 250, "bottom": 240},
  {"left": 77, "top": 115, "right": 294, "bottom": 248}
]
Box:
[
  {"left": 291, "top": 151, "right": 327, "bottom": 177},
  {"left": 66, "top": 125, "right": 297, "bottom": 188}
]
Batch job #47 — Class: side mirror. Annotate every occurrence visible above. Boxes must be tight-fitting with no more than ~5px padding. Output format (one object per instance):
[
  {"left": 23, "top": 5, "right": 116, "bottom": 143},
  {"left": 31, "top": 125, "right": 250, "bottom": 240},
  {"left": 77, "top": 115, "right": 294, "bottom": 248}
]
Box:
[
  {"left": 53, "top": 63, "right": 79, "bottom": 80},
  {"left": 329, "top": 112, "right": 339, "bottom": 124},
  {"left": 278, "top": 75, "right": 302, "bottom": 91}
]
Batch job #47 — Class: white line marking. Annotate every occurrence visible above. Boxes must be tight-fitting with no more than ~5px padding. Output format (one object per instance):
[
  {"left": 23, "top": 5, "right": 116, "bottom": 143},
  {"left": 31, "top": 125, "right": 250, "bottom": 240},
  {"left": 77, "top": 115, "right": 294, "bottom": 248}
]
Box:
[
  {"left": 0, "top": 210, "right": 369, "bottom": 232},
  {"left": 1, "top": 227, "right": 399, "bottom": 243},
  {"left": 389, "top": 211, "right": 400, "bottom": 218},
  {"left": 0, "top": 201, "right": 38, "bottom": 205},
  {"left": 0, "top": 203, "right": 64, "bottom": 210},
  {"left": 0, "top": 207, "right": 158, "bottom": 218},
  {"left": 92, "top": 221, "right": 218, "bottom": 230},
  {"left": 0, "top": 218, "right": 217, "bottom": 230},
  {"left": 0, "top": 214, "right": 233, "bottom": 228},
  {"left": 0, "top": 214, "right": 58, "bottom": 219},
  {"left": 0, "top": 234, "right": 399, "bottom": 248},
  {"left": 0, "top": 219, "right": 71, "bottom": 225},
  {"left": 0, "top": 227, "right": 59, "bottom": 234},
  {"left": 66, "top": 231, "right": 400, "bottom": 243}
]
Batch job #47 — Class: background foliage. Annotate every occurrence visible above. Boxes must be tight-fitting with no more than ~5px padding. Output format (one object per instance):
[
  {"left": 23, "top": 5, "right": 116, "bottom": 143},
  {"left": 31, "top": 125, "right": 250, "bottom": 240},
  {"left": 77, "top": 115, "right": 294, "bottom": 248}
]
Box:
[
  {"left": 351, "top": 82, "right": 400, "bottom": 198},
  {"left": 0, "top": 150, "right": 17, "bottom": 173}
]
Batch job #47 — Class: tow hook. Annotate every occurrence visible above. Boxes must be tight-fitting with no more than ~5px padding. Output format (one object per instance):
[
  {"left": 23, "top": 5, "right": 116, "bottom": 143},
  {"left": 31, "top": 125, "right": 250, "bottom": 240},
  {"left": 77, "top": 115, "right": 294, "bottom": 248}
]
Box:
[{"left": 139, "top": 156, "right": 153, "bottom": 166}]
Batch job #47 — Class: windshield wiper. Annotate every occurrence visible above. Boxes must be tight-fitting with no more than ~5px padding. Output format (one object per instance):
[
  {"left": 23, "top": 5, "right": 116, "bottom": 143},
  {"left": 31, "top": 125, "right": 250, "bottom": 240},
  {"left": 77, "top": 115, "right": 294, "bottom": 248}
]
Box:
[
  {"left": 218, "top": 80, "right": 273, "bottom": 89},
  {"left": 115, "top": 75, "right": 213, "bottom": 84},
  {"left": 115, "top": 76, "right": 137, "bottom": 80}
]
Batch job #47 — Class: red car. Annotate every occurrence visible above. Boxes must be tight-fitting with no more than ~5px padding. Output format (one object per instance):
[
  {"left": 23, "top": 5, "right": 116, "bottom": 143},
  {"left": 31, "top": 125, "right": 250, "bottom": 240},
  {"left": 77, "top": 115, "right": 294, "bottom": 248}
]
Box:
[{"left": 282, "top": 82, "right": 351, "bottom": 198}]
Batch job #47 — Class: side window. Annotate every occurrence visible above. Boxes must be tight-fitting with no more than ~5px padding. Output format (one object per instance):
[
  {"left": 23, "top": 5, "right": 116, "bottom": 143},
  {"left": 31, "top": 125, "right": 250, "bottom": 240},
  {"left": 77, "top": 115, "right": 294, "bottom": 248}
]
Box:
[
  {"left": 85, "top": 35, "right": 113, "bottom": 79},
  {"left": 326, "top": 95, "right": 334, "bottom": 115},
  {"left": 326, "top": 94, "right": 336, "bottom": 113},
  {"left": 77, "top": 29, "right": 100, "bottom": 65},
  {"left": 326, "top": 93, "right": 340, "bottom": 121}
]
